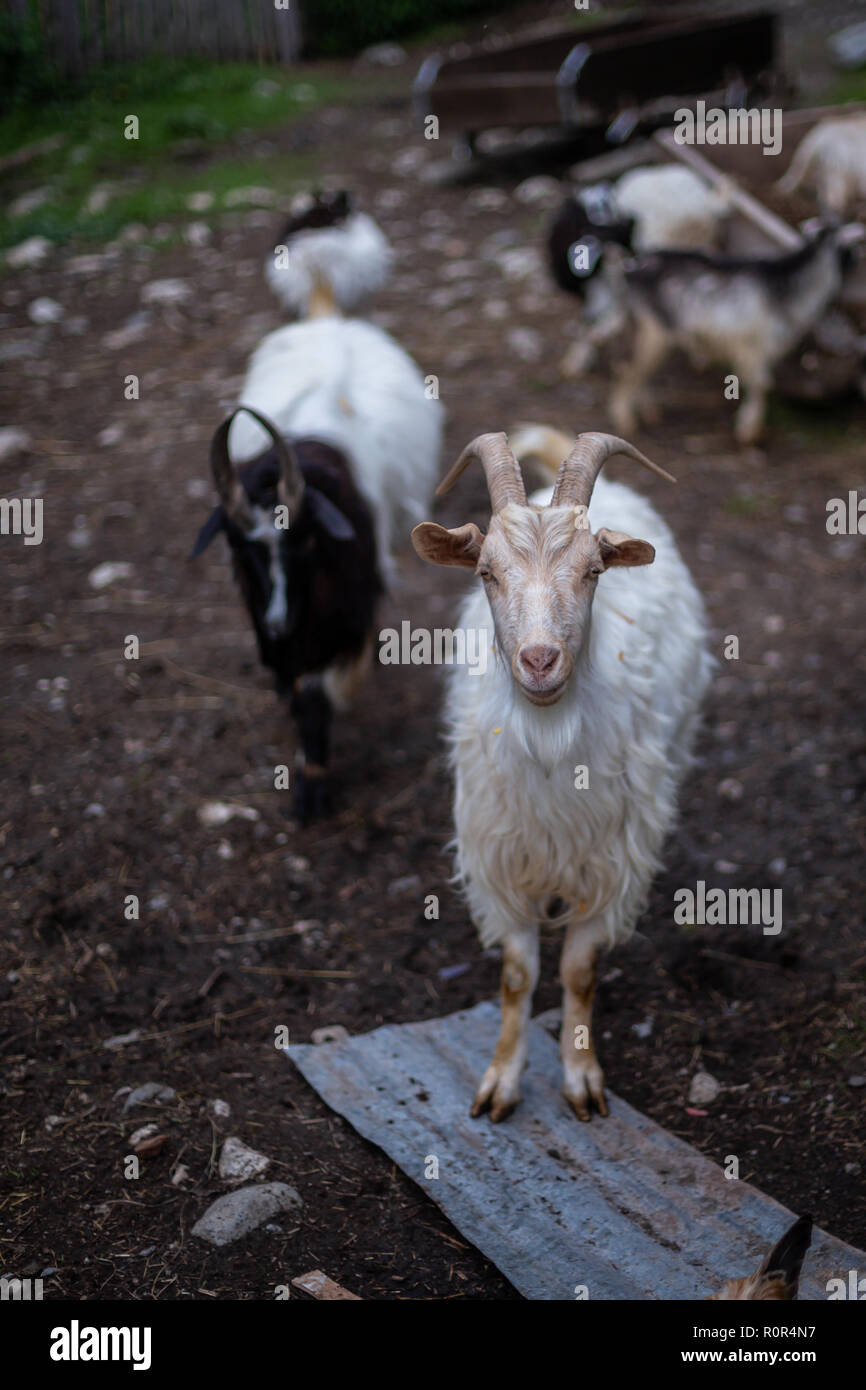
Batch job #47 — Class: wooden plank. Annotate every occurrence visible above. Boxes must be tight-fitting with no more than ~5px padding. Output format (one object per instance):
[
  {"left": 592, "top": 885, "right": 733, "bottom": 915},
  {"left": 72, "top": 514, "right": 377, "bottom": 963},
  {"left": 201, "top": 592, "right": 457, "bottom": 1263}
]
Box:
[
  {"left": 287, "top": 1001, "right": 865, "bottom": 1301},
  {"left": 291, "top": 1270, "right": 362, "bottom": 1301},
  {"left": 654, "top": 129, "right": 802, "bottom": 250}
]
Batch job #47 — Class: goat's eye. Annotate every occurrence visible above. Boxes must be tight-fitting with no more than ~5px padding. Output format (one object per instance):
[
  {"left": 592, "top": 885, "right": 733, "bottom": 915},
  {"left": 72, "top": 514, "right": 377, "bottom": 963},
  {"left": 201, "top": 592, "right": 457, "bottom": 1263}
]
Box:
[
  {"left": 478, "top": 567, "right": 495, "bottom": 583},
  {"left": 588, "top": 566, "right": 602, "bottom": 579}
]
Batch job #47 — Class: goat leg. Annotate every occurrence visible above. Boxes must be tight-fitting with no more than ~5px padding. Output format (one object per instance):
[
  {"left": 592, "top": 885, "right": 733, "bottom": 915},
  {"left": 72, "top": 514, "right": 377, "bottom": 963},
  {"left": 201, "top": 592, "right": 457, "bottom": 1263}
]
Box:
[
  {"left": 471, "top": 925, "right": 539, "bottom": 1123},
  {"left": 560, "top": 927, "right": 607, "bottom": 1121},
  {"left": 289, "top": 677, "right": 333, "bottom": 824}
]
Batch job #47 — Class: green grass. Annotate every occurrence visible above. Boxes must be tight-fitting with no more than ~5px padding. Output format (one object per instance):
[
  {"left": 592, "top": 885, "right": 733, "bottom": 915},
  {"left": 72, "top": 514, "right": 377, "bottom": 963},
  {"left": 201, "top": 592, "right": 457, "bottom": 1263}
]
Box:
[{"left": 0, "top": 59, "right": 362, "bottom": 251}]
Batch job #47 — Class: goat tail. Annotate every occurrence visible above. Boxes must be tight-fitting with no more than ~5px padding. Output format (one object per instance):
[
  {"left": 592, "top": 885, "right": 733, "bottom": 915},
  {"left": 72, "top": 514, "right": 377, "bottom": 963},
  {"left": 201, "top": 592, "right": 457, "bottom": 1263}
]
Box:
[
  {"left": 508, "top": 424, "right": 577, "bottom": 484},
  {"left": 266, "top": 210, "right": 393, "bottom": 319}
]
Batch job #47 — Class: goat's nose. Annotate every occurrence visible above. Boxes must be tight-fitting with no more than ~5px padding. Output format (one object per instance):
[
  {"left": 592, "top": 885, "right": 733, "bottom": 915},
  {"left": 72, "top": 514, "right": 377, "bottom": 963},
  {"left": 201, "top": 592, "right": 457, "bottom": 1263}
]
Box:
[{"left": 518, "top": 644, "right": 561, "bottom": 677}]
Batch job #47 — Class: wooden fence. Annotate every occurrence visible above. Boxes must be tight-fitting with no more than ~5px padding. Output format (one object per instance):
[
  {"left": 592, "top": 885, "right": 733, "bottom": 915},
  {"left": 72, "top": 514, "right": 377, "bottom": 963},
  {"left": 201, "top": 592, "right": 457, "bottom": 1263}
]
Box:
[{"left": 7, "top": 0, "right": 304, "bottom": 76}]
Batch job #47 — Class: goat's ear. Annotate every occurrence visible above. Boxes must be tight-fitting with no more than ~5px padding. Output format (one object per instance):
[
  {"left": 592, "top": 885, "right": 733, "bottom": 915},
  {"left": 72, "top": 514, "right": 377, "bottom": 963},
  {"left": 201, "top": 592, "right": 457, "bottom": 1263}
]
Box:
[
  {"left": 411, "top": 521, "right": 484, "bottom": 569},
  {"left": 190, "top": 507, "right": 225, "bottom": 558},
  {"left": 306, "top": 487, "right": 356, "bottom": 541},
  {"left": 596, "top": 527, "right": 655, "bottom": 569}
]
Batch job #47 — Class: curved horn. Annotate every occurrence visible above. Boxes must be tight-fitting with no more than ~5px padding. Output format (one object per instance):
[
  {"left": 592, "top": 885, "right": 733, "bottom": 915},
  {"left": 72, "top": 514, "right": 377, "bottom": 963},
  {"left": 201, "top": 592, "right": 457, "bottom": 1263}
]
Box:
[
  {"left": 550, "top": 432, "right": 675, "bottom": 508},
  {"left": 435, "top": 432, "right": 526, "bottom": 512},
  {"left": 210, "top": 405, "right": 304, "bottom": 524}
]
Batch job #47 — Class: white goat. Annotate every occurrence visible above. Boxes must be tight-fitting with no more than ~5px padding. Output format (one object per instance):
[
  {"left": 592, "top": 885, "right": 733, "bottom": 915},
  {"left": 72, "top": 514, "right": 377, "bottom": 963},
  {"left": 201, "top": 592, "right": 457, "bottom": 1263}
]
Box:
[
  {"left": 265, "top": 189, "right": 393, "bottom": 318},
  {"left": 615, "top": 164, "right": 732, "bottom": 252},
  {"left": 777, "top": 114, "right": 866, "bottom": 216},
  {"left": 412, "top": 426, "right": 711, "bottom": 1122}
]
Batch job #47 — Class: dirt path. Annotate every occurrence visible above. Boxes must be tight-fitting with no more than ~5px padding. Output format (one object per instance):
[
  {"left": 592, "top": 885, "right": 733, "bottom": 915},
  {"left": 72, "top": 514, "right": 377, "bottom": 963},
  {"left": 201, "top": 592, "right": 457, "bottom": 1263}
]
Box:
[{"left": 1, "top": 83, "right": 864, "bottom": 1300}]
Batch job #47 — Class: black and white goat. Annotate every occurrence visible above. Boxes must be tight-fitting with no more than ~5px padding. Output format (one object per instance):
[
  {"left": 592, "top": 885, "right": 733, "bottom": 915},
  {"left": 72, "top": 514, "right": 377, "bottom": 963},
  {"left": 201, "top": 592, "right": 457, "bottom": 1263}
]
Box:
[
  {"left": 549, "top": 166, "right": 731, "bottom": 377},
  {"left": 608, "top": 223, "right": 864, "bottom": 444},
  {"left": 194, "top": 197, "right": 442, "bottom": 820}
]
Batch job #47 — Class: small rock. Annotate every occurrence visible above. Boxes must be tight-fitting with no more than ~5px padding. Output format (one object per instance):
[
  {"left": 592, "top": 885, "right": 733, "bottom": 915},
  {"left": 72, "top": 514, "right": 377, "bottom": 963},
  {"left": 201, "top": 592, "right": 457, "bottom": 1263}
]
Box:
[
  {"left": 438, "top": 963, "right": 470, "bottom": 981},
  {"left": 186, "top": 191, "right": 215, "bottom": 212},
  {"left": 717, "top": 778, "right": 744, "bottom": 802},
  {"left": 713, "top": 860, "right": 738, "bottom": 875},
  {"left": 312, "top": 1025, "right": 349, "bottom": 1045},
  {"left": 123, "top": 1082, "right": 176, "bottom": 1111},
  {"left": 129, "top": 1123, "right": 158, "bottom": 1147},
  {"left": 6, "top": 236, "right": 51, "bottom": 269},
  {"left": 688, "top": 1071, "right": 721, "bottom": 1106},
  {"left": 848, "top": 1075, "right": 866, "bottom": 1088},
  {"left": 172, "top": 1163, "right": 191, "bottom": 1186},
  {"left": 514, "top": 175, "right": 561, "bottom": 206},
  {"left": 97, "top": 423, "right": 124, "bottom": 448},
  {"left": 0, "top": 427, "right": 31, "bottom": 462},
  {"left": 141, "top": 278, "right": 191, "bottom": 305},
  {"left": 83, "top": 803, "right": 104, "bottom": 819},
  {"left": 632, "top": 1017, "right": 654, "bottom": 1039},
  {"left": 768, "top": 857, "right": 787, "bottom": 877},
  {"left": 506, "top": 326, "right": 543, "bottom": 363},
  {"left": 387, "top": 874, "right": 422, "bottom": 896},
  {"left": 208, "top": 1098, "right": 231, "bottom": 1122},
  {"left": 84, "top": 185, "right": 113, "bottom": 215},
  {"left": 183, "top": 221, "right": 211, "bottom": 248},
  {"left": 27, "top": 296, "right": 63, "bottom": 325},
  {"left": 197, "top": 800, "right": 260, "bottom": 827},
  {"left": 44, "top": 1114, "right": 64, "bottom": 1132},
  {"left": 360, "top": 41, "right": 407, "bottom": 66},
  {"left": 219, "top": 1136, "right": 271, "bottom": 1183},
  {"left": 10, "top": 188, "right": 51, "bottom": 218},
  {"left": 102, "top": 312, "right": 151, "bottom": 351},
  {"left": 103, "top": 1028, "right": 142, "bottom": 1049},
  {"left": 88, "top": 561, "right": 133, "bottom": 590},
  {"left": 191, "top": 1183, "right": 303, "bottom": 1247}
]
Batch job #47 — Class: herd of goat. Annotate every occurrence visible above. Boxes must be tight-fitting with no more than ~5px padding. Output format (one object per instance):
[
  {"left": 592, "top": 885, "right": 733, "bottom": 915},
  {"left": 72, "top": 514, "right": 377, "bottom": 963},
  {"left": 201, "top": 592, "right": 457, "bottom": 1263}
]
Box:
[{"left": 190, "top": 116, "right": 866, "bottom": 1297}]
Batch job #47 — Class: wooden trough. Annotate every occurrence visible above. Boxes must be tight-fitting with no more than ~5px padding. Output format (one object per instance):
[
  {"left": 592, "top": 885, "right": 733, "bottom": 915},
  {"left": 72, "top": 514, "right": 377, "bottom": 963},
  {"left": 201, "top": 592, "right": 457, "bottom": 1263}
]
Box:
[{"left": 414, "top": 9, "right": 778, "bottom": 150}]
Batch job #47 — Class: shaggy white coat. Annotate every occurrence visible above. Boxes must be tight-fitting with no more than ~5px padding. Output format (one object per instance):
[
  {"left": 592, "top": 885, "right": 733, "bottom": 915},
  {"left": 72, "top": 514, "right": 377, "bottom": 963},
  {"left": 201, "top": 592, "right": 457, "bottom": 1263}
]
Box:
[
  {"left": 614, "top": 164, "right": 731, "bottom": 250},
  {"left": 777, "top": 115, "right": 866, "bottom": 215},
  {"left": 265, "top": 212, "right": 393, "bottom": 316},
  {"left": 228, "top": 315, "right": 443, "bottom": 578},
  {"left": 445, "top": 477, "right": 712, "bottom": 951}
]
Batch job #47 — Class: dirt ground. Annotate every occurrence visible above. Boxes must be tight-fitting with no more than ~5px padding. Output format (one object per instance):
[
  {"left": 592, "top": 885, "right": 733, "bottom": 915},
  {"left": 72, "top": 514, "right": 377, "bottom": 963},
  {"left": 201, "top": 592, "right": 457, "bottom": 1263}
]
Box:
[{"left": 2, "top": 19, "right": 865, "bottom": 1300}]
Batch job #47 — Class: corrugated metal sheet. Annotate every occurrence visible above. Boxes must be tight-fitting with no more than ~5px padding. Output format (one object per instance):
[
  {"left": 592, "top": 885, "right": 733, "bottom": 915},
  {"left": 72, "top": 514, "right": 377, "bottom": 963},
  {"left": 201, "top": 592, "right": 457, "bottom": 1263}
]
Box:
[{"left": 287, "top": 1001, "right": 863, "bottom": 1300}]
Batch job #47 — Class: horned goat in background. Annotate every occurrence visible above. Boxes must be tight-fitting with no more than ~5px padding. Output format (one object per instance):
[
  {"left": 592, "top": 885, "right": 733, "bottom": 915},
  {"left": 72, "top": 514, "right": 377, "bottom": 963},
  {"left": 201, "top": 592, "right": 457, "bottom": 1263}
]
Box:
[
  {"left": 194, "top": 194, "right": 442, "bottom": 821},
  {"left": 609, "top": 223, "right": 864, "bottom": 445},
  {"left": 412, "top": 425, "right": 711, "bottom": 1122},
  {"left": 549, "top": 165, "right": 732, "bottom": 377}
]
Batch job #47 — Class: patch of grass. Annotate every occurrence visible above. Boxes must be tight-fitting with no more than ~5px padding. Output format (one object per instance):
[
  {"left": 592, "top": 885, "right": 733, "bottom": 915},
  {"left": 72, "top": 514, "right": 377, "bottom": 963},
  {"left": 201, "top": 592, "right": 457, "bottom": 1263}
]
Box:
[
  {"left": 821, "top": 72, "right": 866, "bottom": 107},
  {"left": 0, "top": 59, "right": 357, "bottom": 251}
]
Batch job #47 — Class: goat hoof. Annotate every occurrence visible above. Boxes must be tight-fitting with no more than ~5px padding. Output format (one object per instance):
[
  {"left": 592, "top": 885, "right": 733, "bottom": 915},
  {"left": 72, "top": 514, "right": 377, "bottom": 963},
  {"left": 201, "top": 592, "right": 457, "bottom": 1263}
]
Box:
[
  {"left": 292, "top": 772, "right": 332, "bottom": 825},
  {"left": 470, "top": 1065, "right": 521, "bottom": 1122},
  {"left": 563, "top": 1067, "right": 608, "bottom": 1121}
]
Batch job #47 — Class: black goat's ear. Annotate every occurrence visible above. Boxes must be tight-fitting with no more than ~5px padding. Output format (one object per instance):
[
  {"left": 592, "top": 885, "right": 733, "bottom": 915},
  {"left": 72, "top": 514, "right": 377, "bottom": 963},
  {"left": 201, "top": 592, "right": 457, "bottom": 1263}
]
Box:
[
  {"left": 190, "top": 507, "right": 225, "bottom": 558},
  {"left": 306, "top": 488, "right": 356, "bottom": 541}
]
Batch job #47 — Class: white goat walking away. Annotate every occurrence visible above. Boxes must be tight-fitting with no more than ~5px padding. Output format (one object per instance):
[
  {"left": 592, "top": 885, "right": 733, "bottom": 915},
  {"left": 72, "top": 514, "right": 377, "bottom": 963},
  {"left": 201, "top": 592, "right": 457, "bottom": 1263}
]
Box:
[
  {"left": 776, "top": 113, "right": 866, "bottom": 217},
  {"left": 195, "top": 194, "right": 442, "bottom": 820},
  {"left": 412, "top": 425, "right": 712, "bottom": 1122}
]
